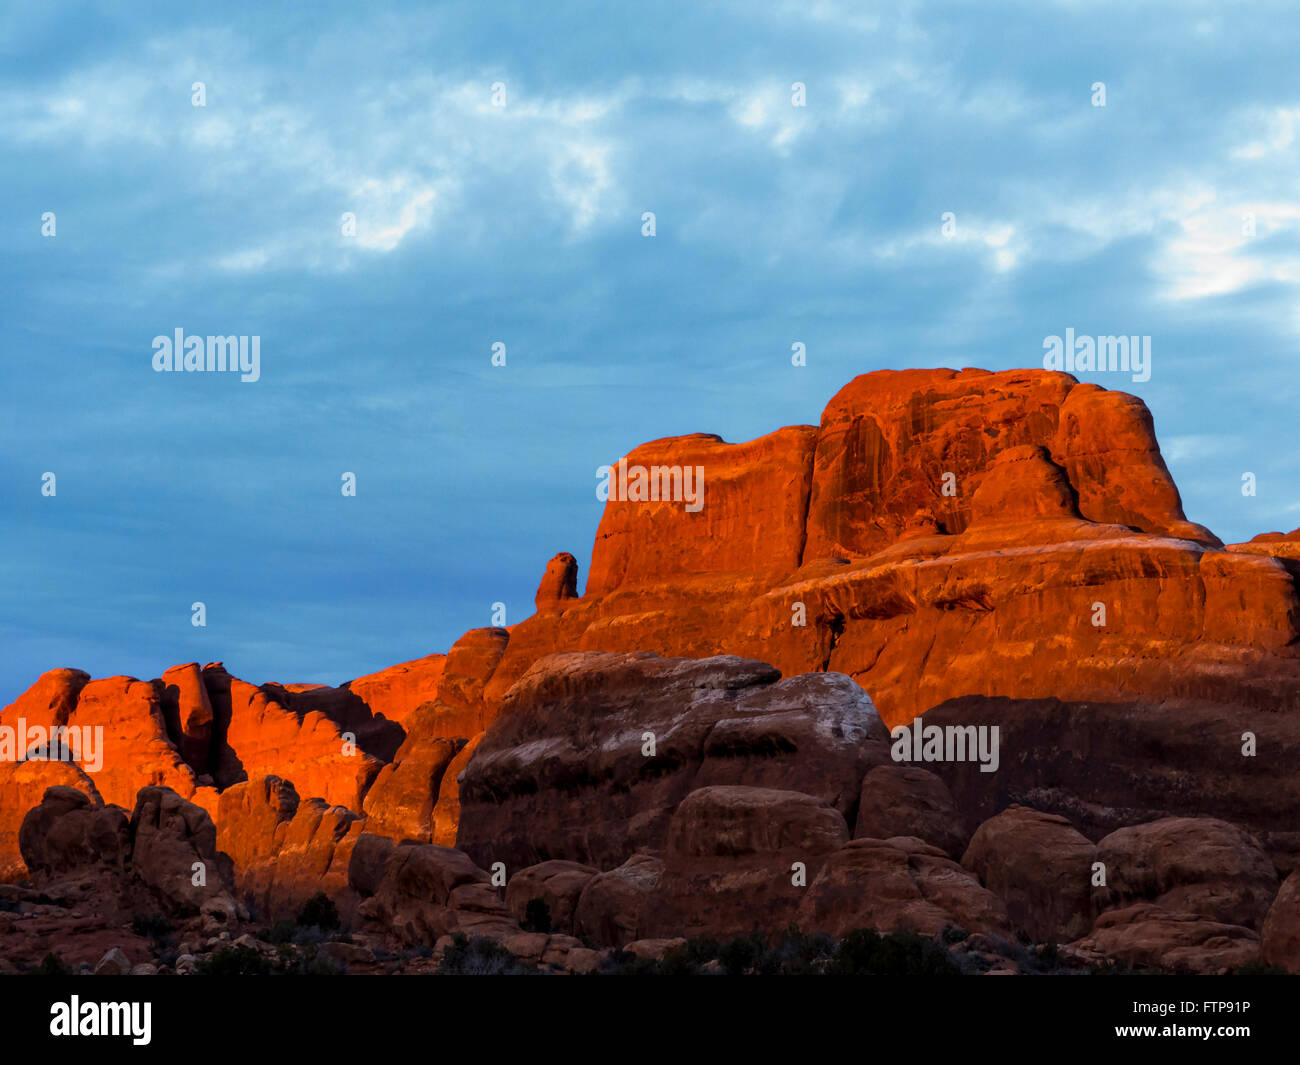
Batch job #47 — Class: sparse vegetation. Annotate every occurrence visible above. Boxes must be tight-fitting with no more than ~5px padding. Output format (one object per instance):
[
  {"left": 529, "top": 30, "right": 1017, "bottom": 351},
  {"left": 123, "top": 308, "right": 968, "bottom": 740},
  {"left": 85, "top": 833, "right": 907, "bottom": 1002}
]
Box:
[
  {"left": 437, "top": 932, "right": 536, "bottom": 975},
  {"left": 296, "top": 892, "right": 340, "bottom": 931},
  {"left": 597, "top": 927, "right": 966, "bottom": 976},
  {"left": 196, "top": 945, "right": 275, "bottom": 976},
  {"left": 35, "top": 952, "right": 71, "bottom": 976},
  {"left": 131, "top": 912, "right": 174, "bottom": 942},
  {"left": 268, "top": 918, "right": 298, "bottom": 945},
  {"left": 522, "top": 897, "right": 552, "bottom": 934},
  {"left": 196, "top": 941, "right": 345, "bottom": 976}
]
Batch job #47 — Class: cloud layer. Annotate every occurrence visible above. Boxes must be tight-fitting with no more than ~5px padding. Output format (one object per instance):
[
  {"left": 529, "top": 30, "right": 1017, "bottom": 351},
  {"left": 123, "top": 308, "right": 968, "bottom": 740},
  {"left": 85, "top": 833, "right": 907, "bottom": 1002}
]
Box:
[{"left": 2, "top": 0, "right": 1297, "bottom": 697}]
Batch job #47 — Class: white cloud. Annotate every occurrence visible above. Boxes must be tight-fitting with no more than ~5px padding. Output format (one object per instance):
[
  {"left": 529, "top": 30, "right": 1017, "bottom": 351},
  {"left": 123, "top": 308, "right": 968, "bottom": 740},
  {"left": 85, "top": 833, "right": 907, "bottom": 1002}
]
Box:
[
  {"left": 1232, "top": 106, "right": 1300, "bottom": 160},
  {"left": 351, "top": 178, "right": 439, "bottom": 251}
]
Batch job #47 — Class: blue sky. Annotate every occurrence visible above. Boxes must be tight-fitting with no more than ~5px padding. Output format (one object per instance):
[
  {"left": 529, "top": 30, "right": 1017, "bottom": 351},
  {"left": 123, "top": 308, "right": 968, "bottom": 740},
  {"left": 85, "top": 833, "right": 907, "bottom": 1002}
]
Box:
[{"left": 3, "top": 0, "right": 1298, "bottom": 699}]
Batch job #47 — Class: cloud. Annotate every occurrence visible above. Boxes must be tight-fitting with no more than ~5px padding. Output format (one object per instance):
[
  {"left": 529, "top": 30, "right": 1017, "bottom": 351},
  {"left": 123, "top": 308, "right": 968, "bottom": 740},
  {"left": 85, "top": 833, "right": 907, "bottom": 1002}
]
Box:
[
  {"left": 4, "top": 0, "right": 1300, "bottom": 700},
  {"left": 351, "top": 177, "right": 439, "bottom": 252}
]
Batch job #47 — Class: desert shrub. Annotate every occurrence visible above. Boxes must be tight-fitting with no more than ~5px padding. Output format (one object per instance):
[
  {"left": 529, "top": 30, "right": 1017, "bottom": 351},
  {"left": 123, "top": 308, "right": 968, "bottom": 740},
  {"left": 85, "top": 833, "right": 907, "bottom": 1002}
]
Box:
[
  {"left": 292, "top": 925, "right": 327, "bottom": 947},
  {"left": 268, "top": 918, "right": 298, "bottom": 945},
  {"left": 296, "top": 892, "right": 340, "bottom": 931},
  {"left": 196, "top": 945, "right": 274, "bottom": 976},
  {"left": 131, "top": 913, "right": 174, "bottom": 941},
  {"left": 828, "top": 929, "right": 960, "bottom": 976},
  {"left": 718, "top": 932, "right": 781, "bottom": 975},
  {"left": 522, "top": 897, "right": 552, "bottom": 934},
  {"left": 658, "top": 935, "right": 722, "bottom": 975},
  {"left": 36, "top": 952, "right": 71, "bottom": 976},
  {"left": 600, "top": 948, "right": 662, "bottom": 975},
  {"left": 437, "top": 933, "right": 535, "bottom": 975},
  {"left": 277, "top": 945, "right": 344, "bottom": 975},
  {"left": 774, "top": 927, "right": 835, "bottom": 974}
]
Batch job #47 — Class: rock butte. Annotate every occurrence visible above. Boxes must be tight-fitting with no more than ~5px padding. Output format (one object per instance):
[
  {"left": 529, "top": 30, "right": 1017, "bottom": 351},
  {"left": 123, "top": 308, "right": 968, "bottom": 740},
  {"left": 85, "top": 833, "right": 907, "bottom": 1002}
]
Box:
[{"left": 5, "top": 367, "right": 1300, "bottom": 973}]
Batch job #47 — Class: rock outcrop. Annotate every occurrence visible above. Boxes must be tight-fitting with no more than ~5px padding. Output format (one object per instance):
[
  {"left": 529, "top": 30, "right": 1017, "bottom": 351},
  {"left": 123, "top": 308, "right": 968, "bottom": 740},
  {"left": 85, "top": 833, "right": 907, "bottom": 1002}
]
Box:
[
  {"left": 855, "top": 765, "right": 966, "bottom": 858},
  {"left": 795, "top": 836, "right": 1012, "bottom": 940},
  {"left": 6, "top": 367, "right": 1300, "bottom": 972},
  {"left": 1262, "top": 869, "right": 1300, "bottom": 972},
  {"left": 18, "top": 785, "right": 240, "bottom": 925},
  {"left": 961, "top": 805, "right": 1098, "bottom": 943},
  {"left": 457, "top": 652, "right": 887, "bottom": 871},
  {"left": 354, "top": 841, "right": 517, "bottom": 944}
]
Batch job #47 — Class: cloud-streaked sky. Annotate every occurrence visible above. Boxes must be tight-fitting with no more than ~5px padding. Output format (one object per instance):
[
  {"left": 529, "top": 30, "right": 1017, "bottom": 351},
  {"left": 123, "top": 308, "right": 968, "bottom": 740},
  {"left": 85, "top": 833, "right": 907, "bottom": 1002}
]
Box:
[{"left": 4, "top": 0, "right": 1298, "bottom": 700}]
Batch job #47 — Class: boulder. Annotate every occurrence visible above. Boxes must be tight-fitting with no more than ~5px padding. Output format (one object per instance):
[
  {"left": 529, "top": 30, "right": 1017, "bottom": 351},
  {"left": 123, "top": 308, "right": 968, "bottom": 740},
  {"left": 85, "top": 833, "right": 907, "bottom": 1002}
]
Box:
[
  {"left": 640, "top": 786, "right": 849, "bottom": 940},
  {"left": 357, "top": 843, "right": 517, "bottom": 945},
  {"left": 0, "top": 759, "right": 102, "bottom": 882},
  {"left": 1095, "top": 817, "right": 1278, "bottom": 930},
  {"left": 574, "top": 854, "right": 664, "bottom": 948},
  {"left": 795, "top": 836, "right": 1012, "bottom": 939},
  {"left": 18, "top": 785, "right": 129, "bottom": 882},
  {"left": 1072, "top": 904, "right": 1261, "bottom": 974},
  {"left": 459, "top": 652, "right": 884, "bottom": 870},
  {"left": 1261, "top": 869, "right": 1300, "bottom": 973},
  {"left": 93, "top": 947, "right": 131, "bottom": 976},
  {"left": 961, "top": 805, "right": 1098, "bottom": 943},
  {"left": 505, "top": 860, "right": 599, "bottom": 934},
  {"left": 854, "top": 765, "right": 966, "bottom": 858},
  {"left": 535, "top": 552, "right": 580, "bottom": 613},
  {"left": 129, "top": 786, "right": 236, "bottom": 917}
]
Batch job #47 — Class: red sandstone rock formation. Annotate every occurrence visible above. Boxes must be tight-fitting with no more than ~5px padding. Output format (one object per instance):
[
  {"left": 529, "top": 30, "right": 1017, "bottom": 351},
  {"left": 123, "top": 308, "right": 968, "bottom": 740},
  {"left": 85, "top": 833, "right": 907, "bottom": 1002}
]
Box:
[
  {"left": 343, "top": 654, "right": 446, "bottom": 728},
  {"left": 0, "top": 760, "right": 101, "bottom": 882},
  {"left": 158, "top": 663, "right": 214, "bottom": 772},
  {"left": 5, "top": 366, "right": 1300, "bottom": 966},
  {"left": 640, "top": 784, "right": 853, "bottom": 940},
  {"left": 794, "top": 835, "right": 1012, "bottom": 940},
  {"left": 1072, "top": 904, "right": 1261, "bottom": 973},
  {"left": 466, "top": 368, "right": 1299, "bottom": 755},
  {"left": 457, "top": 652, "right": 888, "bottom": 871},
  {"left": 1262, "top": 870, "right": 1300, "bottom": 972},
  {"left": 854, "top": 765, "right": 966, "bottom": 858},
  {"left": 18, "top": 784, "right": 240, "bottom": 925},
  {"left": 0, "top": 656, "right": 459, "bottom": 885},
  {"left": 353, "top": 840, "right": 518, "bottom": 944},
  {"left": 504, "top": 859, "right": 597, "bottom": 934},
  {"left": 535, "top": 552, "right": 580, "bottom": 612},
  {"left": 961, "top": 805, "right": 1098, "bottom": 943},
  {"left": 1230, "top": 526, "right": 1300, "bottom": 560}
]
